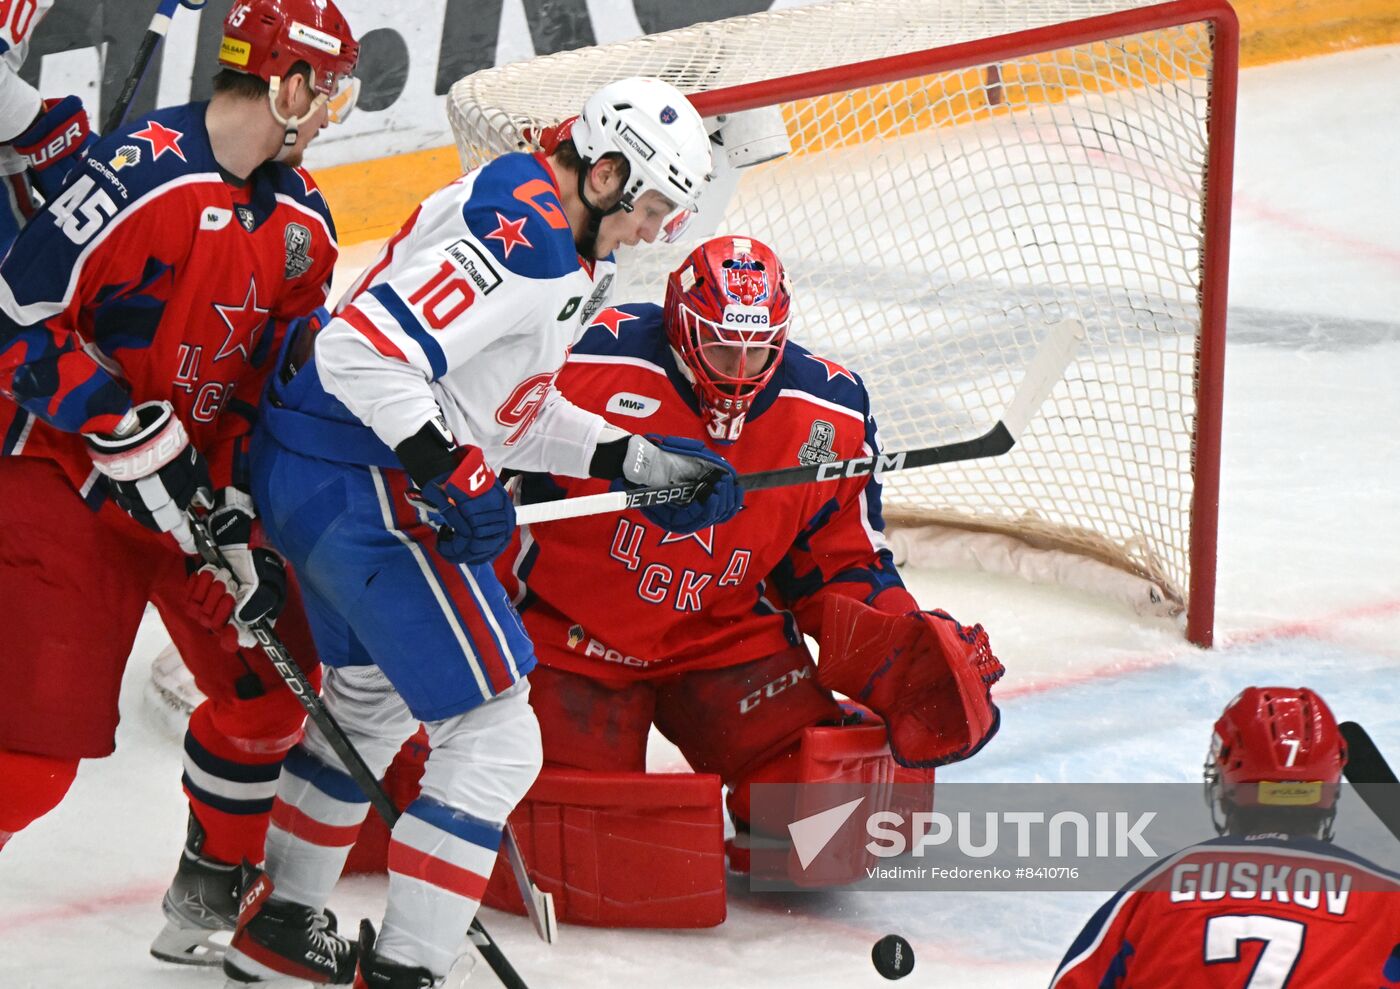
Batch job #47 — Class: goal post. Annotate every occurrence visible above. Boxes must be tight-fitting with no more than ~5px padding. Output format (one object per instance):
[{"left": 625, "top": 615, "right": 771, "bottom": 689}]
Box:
[{"left": 447, "top": 0, "right": 1239, "bottom": 647}]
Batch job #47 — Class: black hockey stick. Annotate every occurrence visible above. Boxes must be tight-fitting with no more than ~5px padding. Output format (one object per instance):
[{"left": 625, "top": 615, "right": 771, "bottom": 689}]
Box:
[
  {"left": 1339, "top": 721, "right": 1400, "bottom": 844},
  {"left": 515, "top": 318, "right": 1086, "bottom": 526},
  {"left": 102, "top": 0, "right": 207, "bottom": 134},
  {"left": 185, "top": 513, "right": 533, "bottom": 989}
]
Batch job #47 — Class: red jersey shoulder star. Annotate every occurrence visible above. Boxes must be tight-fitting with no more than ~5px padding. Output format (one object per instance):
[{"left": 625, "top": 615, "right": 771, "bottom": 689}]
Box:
[
  {"left": 590, "top": 307, "right": 639, "bottom": 338},
  {"left": 805, "top": 352, "right": 857, "bottom": 384},
  {"left": 212, "top": 278, "right": 270, "bottom": 363},
  {"left": 485, "top": 212, "right": 532, "bottom": 259},
  {"left": 130, "top": 120, "right": 187, "bottom": 162},
  {"left": 658, "top": 525, "right": 715, "bottom": 557}
]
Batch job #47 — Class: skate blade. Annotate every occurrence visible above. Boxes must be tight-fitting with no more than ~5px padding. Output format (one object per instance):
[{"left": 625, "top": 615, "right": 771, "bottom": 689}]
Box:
[{"left": 150, "top": 918, "right": 232, "bottom": 966}]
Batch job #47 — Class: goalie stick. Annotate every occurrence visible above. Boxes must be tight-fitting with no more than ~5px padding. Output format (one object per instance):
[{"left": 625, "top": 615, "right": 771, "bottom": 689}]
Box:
[
  {"left": 1339, "top": 721, "right": 1400, "bottom": 844},
  {"left": 184, "top": 513, "right": 535, "bottom": 989},
  {"left": 104, "top": 0, "right": 207, "bottom": 134},
  {"left": 515, "top": 318, "right": 1086, "bottom": 527}
]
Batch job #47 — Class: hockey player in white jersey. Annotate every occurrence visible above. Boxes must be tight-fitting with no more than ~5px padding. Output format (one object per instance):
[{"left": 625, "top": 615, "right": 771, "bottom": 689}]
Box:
[
  {"left": 0, "top": 0, "right": 97, "bottom": 255},
  {"left": 222, "top": 77, "right": 741, "bottom": 986}
]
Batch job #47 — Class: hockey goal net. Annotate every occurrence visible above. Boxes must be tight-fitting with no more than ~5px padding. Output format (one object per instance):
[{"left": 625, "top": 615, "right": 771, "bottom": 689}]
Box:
[{"left": 447, "top": 0, "right": 1237, "bottom": 646}]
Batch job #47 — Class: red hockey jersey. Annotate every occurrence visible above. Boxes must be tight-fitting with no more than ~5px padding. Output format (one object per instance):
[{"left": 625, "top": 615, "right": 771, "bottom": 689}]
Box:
[
  {"left": 0, "top": 101, "right": 336, "bottom": 500},
  {"left": 496, "top": 302, "right": 916, "bottom": 680},
  {"left": 1051, "top": 835, "right": 1400, "bottom": 989}
]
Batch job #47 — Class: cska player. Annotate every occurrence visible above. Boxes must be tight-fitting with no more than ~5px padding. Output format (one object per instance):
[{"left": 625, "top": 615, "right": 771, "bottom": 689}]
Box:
[
  {"left": 472, "top": 234, "right": 1002, "bottom": 924},
  {"left": 0, "top": 0, "right": 358, "bottom": 967},
  {"left": 1052, "top": 687, "right": 1400, "bottom": 988}
]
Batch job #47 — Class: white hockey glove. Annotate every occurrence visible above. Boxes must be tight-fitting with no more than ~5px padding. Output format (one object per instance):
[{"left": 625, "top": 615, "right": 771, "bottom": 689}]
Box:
[{"left": 85, "top": 400, "right": 211, "bottom": 553}]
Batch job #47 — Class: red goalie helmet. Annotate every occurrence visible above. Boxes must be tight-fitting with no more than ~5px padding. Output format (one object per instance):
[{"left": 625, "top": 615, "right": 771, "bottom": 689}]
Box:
[
  {"left": 664, "top": 235, "right": 792, "bottom": 443},
  {"left": 220, "top": 0, "right": 360, "bottom": 118},
  {"left": 1203, "top": 686, "right": 1346, "bottom": 838}
]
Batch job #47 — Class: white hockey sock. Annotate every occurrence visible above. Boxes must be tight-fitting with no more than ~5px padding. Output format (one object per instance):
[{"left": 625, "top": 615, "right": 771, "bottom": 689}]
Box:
[{"left": 377, "top": 795, "right": 502, "bottom": 975}]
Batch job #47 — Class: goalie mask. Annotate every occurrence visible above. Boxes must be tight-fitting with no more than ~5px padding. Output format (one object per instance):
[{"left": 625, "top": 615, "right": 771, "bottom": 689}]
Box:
[
  {"left": 220, "top": 0, "right": 361, "bottom": 145},
  {"left": 665, "top": 236, "right": 792, "bottom": 443},
  {"left": 1203, "top": 686, "right": 1346, "bottom": 840}
]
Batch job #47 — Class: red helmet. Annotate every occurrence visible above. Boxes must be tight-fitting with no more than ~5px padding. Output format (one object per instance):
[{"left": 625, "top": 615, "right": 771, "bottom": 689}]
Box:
[
  {"left": 1204, "top": 686, "right": 1347, "bottom": 837},
  {"left": 664, "top": 235, "right": 792, "bottom": 443},
  {"left": 220, "top": 0, "right": 359, "bottom": 103}
]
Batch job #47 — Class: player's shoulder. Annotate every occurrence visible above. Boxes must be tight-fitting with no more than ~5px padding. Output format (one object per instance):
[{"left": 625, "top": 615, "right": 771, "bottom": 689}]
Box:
[
  {"left": 459, "top": 152, "right": 578, "bottom": 279},
  {"left": 571, "top": 302, "right": 667, "bottom": 363},
  {"left": 772, "top": 340, "right": 871, "bottom": 420},
  {"left": 264, "top": 164, "right": 337, "bottom": 242},
  {"left": 81, "top": 102, "right": 218, "bottom": 209}
]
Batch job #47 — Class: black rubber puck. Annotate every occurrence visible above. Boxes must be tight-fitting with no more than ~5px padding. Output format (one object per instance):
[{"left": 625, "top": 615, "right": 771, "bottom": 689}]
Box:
[{"left": 872, "top": 934, "right": 915, "bottom": 980}]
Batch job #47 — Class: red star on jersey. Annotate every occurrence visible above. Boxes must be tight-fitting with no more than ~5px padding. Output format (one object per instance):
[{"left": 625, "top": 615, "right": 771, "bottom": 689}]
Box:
[
  {"left": 485, "top": 212, "right": 532, "bottom": 258},
  {"left": 806, "top": 352, "right": 857, "bottom": 384},
  {"left": 659, "top": 525, "right": 715, "bottom": 557},
  {"left": 212, "top": 278, "right": 269, "bottom": 363},
  {"left": 130, "top": 120, "right": 187, "bottom": 162},
  {"left": 591, "top": 307, "right": 639, "bottom": 338}
]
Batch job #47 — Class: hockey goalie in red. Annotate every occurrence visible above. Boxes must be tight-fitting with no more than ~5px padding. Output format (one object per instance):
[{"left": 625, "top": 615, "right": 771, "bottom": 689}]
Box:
[
  {"left": 351, "top": 234, "right": 1006, "bottom": 926},
  {"left": 1052, "top": 686, "right": 1400, "bottom": 989},
  {"left": 0, "top": 0, "right": 358, "bottom": 967}
]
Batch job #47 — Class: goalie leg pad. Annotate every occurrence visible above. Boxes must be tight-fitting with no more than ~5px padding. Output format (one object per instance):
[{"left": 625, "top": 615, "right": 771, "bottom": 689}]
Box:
[
  {"left": 653, "top": 644, "right": 844, "bottom": 825},
  {"left": 344, "top": 663, "right": 654, "bottom": 876},
  {"left": 483, "top": 767, "right": 727, "bottom": 928}
]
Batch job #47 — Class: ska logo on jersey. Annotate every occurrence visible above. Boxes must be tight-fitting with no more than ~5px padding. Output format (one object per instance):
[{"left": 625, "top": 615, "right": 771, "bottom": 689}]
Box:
[
  {"left": 798, "top": 419, "right": 838, "bottom": 466},
  {"left": 109, "top": 145, "right": 141, "bottom": 172},
  {"left": 130, "top": 120, "right": 186, "bottom": 162},
  {"left": 579, "top": 273, "right": 614, "bottom": 326},
  {"left": 284, "top": 223, "right": 313, "bottom": 279}
]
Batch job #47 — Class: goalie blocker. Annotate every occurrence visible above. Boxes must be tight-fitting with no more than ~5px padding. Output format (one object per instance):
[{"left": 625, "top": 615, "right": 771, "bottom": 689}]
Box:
[{"left": 345, "top": 597, "right": 1003, "bottom": 926}]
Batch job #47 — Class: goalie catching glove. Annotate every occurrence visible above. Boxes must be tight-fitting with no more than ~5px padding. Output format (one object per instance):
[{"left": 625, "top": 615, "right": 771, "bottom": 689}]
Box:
[
  {"left": 817, "top": 597, "right": 1005, "bottom": 768},
  {"left": 184, "top": 488, "right": 288, "bottom": 650}
]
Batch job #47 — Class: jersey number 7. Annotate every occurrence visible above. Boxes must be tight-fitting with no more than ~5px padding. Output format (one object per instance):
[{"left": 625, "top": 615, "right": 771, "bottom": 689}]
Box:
[{"left": 1204, "top": 915, "right": 1305, "bottom": 988}]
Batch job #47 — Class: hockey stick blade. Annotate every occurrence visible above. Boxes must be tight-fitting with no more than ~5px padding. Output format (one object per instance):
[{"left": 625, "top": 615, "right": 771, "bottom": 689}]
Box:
[
  {"left": 516, "top": 318, "right": 1085, "bottom": 526},
  {"left": 186, "top": 511, "right": 534, "bottom": 989},
  {"left": 503, "top": 824, "right": 558, "bottom": 943},
  {"left": 1339, "top": 721, "right": 1400, "bottom": 844}
]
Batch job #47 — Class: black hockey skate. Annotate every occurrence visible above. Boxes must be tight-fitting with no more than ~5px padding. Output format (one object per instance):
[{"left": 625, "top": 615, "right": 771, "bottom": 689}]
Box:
[
  {"left": 352, "top": 920, "right": 437, "bottom": 988},
  {"left": 149, "top": 813, "right": 240, "bottom": 966},
  {"left": 352, "top": 920, "right": 476, "bottom": 988},
  {"left": 222, "top": 864, "right": 357, "bottom": 985}
]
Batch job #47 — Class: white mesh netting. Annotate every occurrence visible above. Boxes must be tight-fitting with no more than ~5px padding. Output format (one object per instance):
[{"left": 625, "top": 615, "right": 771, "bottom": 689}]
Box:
[{"left": 448, "top": 0, "right": 1232, "bottom": 622}]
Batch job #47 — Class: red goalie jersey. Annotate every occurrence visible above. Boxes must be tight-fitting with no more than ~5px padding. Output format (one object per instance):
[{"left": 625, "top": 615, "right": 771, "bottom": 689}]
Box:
[
  {"left": 1051, "top": 835, "right": 1400, "bottom": 989},
  {"left": 497, "top": 301, "right": 916, "bottom": 680}
]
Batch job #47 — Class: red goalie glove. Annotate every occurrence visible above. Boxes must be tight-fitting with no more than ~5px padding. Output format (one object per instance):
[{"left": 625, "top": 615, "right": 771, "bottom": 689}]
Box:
[{"left": 817, "top": 597, "right": 1005, "bottom": 768}]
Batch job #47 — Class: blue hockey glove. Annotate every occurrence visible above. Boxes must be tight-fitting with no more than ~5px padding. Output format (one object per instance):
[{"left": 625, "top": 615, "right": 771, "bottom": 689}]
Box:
[
  {"left": 620, "top": 434, "right": 742, "bottom": 535},
  {"left": 414, "top": 445, "right": 516, "bottom": 565},
  {"left": 13, "top": 96, "right": 96, "bottom": 200}
]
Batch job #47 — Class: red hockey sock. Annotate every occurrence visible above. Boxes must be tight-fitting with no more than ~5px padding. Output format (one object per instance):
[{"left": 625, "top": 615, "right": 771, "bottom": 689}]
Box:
[
  {"left": 183, "top": 703, "right": 292, "bottom": 865},
  {"left": 0, "top": 749, "right": 81, "bottom": 840}
]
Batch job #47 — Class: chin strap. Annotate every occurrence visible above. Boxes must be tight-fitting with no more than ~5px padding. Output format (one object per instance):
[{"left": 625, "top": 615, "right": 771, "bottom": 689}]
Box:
[
  {"left": 574, "top": 161, "right": 629, "bottom": 259},
  {"left": 266, "top": 76, "right": 328, "bottom": 155}
]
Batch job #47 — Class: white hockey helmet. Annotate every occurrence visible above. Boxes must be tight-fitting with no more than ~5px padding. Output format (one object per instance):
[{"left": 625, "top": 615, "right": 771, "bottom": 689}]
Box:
[{"left": 570, "top": 77, "right": 712, "bottom": 215}]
